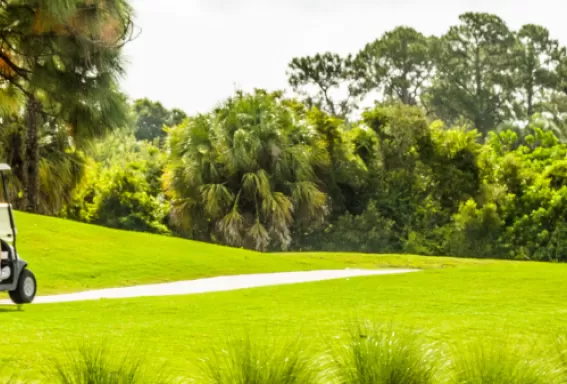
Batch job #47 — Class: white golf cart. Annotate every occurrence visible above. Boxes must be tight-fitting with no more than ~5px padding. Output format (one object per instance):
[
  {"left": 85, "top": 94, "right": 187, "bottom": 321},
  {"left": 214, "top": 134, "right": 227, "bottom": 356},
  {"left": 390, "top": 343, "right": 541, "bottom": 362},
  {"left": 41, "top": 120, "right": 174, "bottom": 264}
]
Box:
[{"left": 0, "top": 164, "right": 36, "bottom": 304}]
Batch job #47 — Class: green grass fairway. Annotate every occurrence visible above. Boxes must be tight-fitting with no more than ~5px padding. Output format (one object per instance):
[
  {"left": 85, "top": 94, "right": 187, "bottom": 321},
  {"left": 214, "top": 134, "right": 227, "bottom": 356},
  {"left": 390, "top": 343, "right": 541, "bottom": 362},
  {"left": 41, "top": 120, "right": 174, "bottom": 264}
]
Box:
[
  {"left": 1, "top": 211, "right": 556, "bottom": 381},
  {"left": 14, "top": 211, "right": 496, "bottom": 294},
  {"left": 1, "top": 261, "right": 565, "bottom": 380}
]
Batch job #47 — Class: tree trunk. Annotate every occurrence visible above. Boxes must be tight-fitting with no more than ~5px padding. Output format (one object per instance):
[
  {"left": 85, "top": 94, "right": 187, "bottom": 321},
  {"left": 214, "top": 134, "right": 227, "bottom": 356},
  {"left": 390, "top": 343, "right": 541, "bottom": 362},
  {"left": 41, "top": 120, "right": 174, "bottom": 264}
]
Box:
[
  {"left": 474, "top": 45, "right": 485, "bottom": 135},
  {"left": 8, "top": 125, "right": 26, "bottom": 209},
  {"left": 527, "top": 85, "right": 534, "bottom": 118},
  {"left": 24, "top": 96, "right": 40, "bottom": 212},
  {"left": 10, "top": 127, "right": 25, "bottom": 182}
]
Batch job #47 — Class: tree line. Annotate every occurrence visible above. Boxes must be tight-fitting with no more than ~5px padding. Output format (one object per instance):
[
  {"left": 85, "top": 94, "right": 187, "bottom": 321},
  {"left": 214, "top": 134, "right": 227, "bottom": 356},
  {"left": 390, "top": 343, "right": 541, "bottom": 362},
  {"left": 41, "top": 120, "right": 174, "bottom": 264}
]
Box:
[
  {"left": 288, "top": 12, "right": 567, "bottom": 137},
  {"left": 60, "top": 89, "right": 567, "bottom": 262},
  {"left": 3, "top": 9, "right": 567, "bottom": 261}
]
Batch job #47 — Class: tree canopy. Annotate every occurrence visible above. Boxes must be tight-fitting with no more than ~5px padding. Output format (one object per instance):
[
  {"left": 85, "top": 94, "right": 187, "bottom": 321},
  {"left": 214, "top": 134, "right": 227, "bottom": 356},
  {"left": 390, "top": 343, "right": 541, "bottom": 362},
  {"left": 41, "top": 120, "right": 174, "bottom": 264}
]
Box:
[
  {"left": 0, "top": 0, "right": 136, "bottom": 211},
  {"left": 6, "top": 9, "right": 567, "bottom": 262}
]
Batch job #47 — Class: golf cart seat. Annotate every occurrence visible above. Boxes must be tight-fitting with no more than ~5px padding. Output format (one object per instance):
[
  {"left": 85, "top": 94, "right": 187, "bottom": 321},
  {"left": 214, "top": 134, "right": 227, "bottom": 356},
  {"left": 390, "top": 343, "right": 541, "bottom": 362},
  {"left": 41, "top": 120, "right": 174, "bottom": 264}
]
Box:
[
  {"left": 0, "top": 239, "right": 9, "bottom": 261},
  {"left": 0, "top": 203, "right": 15, "bottom": 264},
  {"left": 0, "top": 203, "right": 14, "bottom": 242}
]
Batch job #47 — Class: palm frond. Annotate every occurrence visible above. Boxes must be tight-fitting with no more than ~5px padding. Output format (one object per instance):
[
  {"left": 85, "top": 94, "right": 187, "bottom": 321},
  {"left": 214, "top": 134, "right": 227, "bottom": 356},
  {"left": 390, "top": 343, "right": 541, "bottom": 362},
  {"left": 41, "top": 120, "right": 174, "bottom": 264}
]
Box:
[
  {"left": 242, "top": 172, "right": 260, "bottom": 196},
  {"left": 217, "top": 206, "right": 244, "bottom": 246},
  {"left": 199, "top": 183, "right": 234, "bottom": 218},
  {"left": 247, "top": 220, "right": 270, "bottom": 251}
]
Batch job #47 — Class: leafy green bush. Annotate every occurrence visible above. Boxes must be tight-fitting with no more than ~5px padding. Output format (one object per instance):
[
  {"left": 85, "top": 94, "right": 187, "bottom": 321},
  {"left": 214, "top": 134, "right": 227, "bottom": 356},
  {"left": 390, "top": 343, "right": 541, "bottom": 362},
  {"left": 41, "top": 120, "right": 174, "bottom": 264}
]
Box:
[
  {"left": 300, "top": 201, "right": 399, "bottom": 253},
  {"left": 300, "top": 112, "right": 567, "bottom": 261},
  {"left": 89, "top": 162, "right": 169, "bottom": 234},
  {"left": 64, "top": 134, "right": 169, "bottom": 235},
  {"left": 444, "top": 200, "right": 506, "bottom": 259}
]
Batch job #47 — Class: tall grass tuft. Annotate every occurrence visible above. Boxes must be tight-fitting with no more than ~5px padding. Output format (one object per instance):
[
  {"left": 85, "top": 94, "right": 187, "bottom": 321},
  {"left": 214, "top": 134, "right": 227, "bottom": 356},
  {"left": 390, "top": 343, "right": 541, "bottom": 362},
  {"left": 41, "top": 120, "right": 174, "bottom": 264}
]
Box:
[
  {"left": 0, "top": 378, "right": 26, "bottom": 384},
  {"left": 0, "top": 373, "right": 27, "bottom": 384},
  {"left": 449, "top": 337, "right": 561, "bottom": 384},
  {"left": 546, "top": 329, "right": 567, "bottom": 382},
  {"left": 197, "top": 334, "right": 321, "bottom": 384},
  {"left": 326, "top": 321, "right": 439, "bottom": 384},
  {"left": 45, "top": 340, "right": 172, "bottom": 384}
]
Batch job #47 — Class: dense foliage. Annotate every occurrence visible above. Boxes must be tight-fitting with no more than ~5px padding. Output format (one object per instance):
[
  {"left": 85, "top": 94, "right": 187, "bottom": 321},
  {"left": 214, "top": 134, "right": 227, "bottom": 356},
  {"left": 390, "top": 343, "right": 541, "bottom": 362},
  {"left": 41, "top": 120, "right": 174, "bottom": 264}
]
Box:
[
  {"left": 164, "top": 90, "right": 327, "bottom": 250},
  {"left": 63, "top": 132, "right": 169, "bottom": 234},
  {"left": 145, "top": 89, "right": 567, "bottom": 262},
  {"left": 0, "top": 0, "right": 135, "bottom": 212},
  {"left": 4, "top": 10, "right": 567, "bottom": 261}
]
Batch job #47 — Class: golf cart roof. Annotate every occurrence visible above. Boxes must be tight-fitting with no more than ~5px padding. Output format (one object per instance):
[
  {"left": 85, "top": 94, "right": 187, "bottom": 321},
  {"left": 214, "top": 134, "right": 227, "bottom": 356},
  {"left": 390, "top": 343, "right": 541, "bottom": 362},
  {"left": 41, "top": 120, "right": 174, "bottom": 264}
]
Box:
[{"left": 0, "top": 164, "right": 10, "bottom": 172}]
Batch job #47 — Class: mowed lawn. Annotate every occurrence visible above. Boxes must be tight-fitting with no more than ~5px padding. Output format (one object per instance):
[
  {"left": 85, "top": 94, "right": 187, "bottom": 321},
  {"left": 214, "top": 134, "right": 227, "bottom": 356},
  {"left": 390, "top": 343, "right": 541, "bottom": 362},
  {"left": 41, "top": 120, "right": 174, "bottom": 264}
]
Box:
[
  {"left": 14, "top": 211, "right": 495, "bottom": 294},
  {"left": 3, "top": 212, "right": 563, "bottom": 380},
  {"left": 1, "top": 261, "right": 566, "bottom": 380}
]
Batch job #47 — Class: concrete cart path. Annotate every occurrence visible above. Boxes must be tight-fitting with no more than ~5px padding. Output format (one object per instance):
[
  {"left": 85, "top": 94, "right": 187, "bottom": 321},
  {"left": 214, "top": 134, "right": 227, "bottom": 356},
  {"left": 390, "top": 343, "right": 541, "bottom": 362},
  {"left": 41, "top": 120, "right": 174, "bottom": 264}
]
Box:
[{"left": 0, "top": 268, "right": 419, "bottom": 305}]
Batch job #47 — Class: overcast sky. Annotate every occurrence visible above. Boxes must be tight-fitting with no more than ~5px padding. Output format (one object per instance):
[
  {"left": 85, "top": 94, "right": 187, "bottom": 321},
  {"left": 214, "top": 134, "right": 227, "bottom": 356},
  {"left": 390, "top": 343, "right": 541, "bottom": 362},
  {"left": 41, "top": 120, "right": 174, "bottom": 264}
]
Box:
[{"left": 120, "top": 0, "right": 567, "bottom": 115}]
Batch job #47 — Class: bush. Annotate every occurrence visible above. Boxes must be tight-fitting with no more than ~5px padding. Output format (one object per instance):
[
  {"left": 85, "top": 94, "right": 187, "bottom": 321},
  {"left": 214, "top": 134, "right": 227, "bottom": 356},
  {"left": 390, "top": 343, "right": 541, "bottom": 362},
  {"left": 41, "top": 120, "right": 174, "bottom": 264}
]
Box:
[
  {"left": 89, "top": 162, "right": 169, "bottom": 234},
  {"left": 302, "top": 201, "right": 399, "bottom": 253},
  {"left": 326, "top": 321, "right": 439, "bottom": 384},
  {"left": 449, "top": 338, "right": 560, "bottom": 384},
  {"left": 197, "top": 335, "right": 321, "bottom": 384},
  {"left": 46, "top": 341, "right": 171, "bottom": 384},
  {"left": 65, "top": 160, "right": 169, "bottom": 235},
  {"left": 444, "top": 200, "right": 506, "bottom": 259}
]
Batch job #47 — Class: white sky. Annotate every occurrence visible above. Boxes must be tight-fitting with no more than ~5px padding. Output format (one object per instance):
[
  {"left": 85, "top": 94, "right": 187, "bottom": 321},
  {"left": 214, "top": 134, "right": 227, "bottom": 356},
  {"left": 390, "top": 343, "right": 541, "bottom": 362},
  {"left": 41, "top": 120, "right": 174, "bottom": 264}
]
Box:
[{"left": 120, "top": 0, "right": 567, "bottom": 115}]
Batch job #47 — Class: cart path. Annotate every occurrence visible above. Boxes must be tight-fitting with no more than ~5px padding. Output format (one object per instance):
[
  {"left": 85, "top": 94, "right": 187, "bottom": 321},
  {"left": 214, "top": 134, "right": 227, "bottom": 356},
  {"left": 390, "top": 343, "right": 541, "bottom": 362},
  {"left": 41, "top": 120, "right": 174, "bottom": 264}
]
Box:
[{"left": 1, "top": 268, "right": 419, "bottom": 305}]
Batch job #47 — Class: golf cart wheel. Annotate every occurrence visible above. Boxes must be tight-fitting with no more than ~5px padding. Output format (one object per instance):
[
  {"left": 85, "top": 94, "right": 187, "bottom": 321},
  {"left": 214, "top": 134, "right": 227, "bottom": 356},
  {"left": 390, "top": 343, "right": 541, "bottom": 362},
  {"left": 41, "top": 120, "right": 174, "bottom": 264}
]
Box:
[{"left": 9, "top": 269, "right": 36, "bottom": 304}]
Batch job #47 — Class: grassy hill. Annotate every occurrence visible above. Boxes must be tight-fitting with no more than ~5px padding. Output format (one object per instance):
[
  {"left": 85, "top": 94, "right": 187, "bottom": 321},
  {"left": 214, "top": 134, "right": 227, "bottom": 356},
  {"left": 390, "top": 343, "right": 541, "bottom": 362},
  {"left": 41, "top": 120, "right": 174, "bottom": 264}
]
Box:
[
  {"left": 1, "top": 211, "right": 558, "bottom": 381},
  {"left": 13, "top": 211, "right": 496, "bottom": 294}
]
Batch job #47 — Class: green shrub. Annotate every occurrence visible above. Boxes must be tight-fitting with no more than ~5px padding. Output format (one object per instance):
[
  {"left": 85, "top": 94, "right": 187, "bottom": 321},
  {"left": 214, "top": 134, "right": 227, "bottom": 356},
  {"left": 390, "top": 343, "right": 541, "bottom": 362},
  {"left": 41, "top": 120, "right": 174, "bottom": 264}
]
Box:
[
  {"left": 545, "top": 330, "right": 567, "bottom": 381},
  {"left": 308, "top": 201, "right": 400, "bottom": 253},
  {"left": 444, "top": 200, "right": 506, "bottom": 259},
  {"left": 449, "top": 338, "right": 560, "bottom": 384},
  {"left": 89, "top": 162, "right": 169, "bottom": 234},
  {"left": 65, "top": 161, "right": 169, "bottom": 234},
  {"left": 0, "top": 372, "right": 27, "bottom": 384},
  {"left": 326, "top": 321, "right": 439, "bottom": 384},
  {"left": 197, "top": 335, "right": 321, "bottom": 384},
  {"left": 46, "top": 341, "right": 170, "bottom": 384}
]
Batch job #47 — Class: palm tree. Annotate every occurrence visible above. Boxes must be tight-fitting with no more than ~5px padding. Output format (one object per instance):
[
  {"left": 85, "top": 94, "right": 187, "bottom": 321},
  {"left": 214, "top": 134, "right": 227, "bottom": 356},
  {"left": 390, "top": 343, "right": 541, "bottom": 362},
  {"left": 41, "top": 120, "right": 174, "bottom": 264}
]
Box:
[
  {"left": 165, "top": 90, "right": 329, "bottom": 251},
  {"left": 0, "top": 111, "right": 88, "bottom": 215},
  {"left": 0, "top": 0, "right": 135, "bottom": 212}
]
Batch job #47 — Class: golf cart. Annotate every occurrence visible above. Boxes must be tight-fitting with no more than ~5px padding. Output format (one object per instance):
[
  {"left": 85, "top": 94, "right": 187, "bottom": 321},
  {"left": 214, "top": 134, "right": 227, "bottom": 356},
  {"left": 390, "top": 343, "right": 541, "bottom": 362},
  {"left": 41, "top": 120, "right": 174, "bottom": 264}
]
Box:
[{"left": 0, "top": 164, "right": 36, "bottom": 304}]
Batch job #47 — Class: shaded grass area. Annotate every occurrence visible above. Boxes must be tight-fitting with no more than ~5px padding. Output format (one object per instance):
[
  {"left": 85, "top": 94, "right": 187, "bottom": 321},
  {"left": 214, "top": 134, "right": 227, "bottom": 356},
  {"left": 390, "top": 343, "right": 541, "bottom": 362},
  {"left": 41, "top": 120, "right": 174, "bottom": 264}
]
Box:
[
  {"left": 0, "top": 261, "right": 565, "bottom": 380},
  {"left": 14, "top": 211, "right": 498, "bottom": 294}
]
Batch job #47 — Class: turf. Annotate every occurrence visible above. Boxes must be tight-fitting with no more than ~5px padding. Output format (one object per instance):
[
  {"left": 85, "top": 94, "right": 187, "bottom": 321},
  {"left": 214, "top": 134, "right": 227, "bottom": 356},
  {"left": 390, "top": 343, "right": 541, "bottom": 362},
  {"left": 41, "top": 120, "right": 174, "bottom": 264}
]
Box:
[
  {"left": 14, "top": 211, "right": 496, "bottom": 294},
  {"left": 1, "top": 211, "right": 556, "bottom": 381},
  {"left": 1, "top": 261, "right": 565, "bottom": 381}
]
